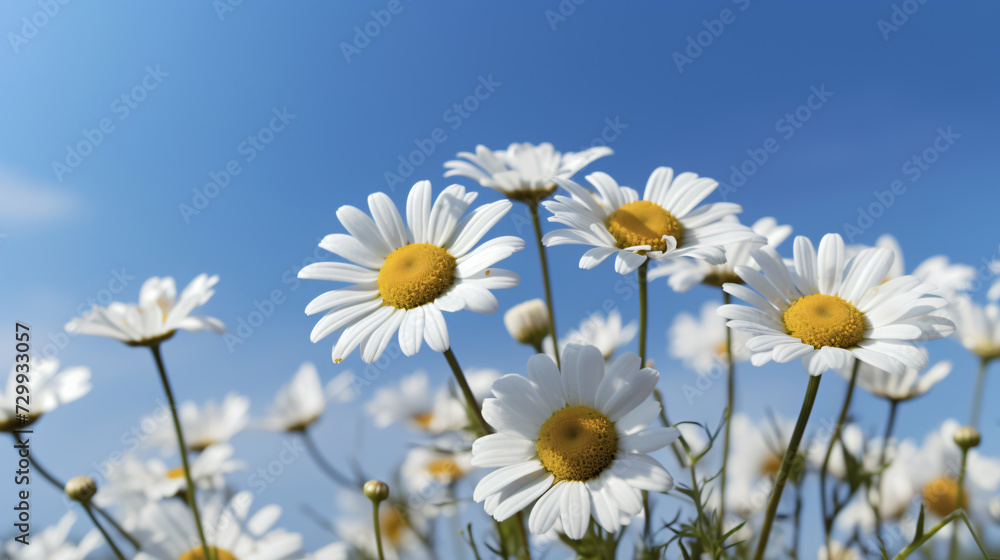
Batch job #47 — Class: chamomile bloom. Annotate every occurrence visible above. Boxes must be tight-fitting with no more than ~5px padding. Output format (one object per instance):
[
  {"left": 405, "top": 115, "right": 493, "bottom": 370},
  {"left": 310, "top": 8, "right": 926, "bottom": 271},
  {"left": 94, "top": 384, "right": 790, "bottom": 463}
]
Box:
[
  {"left": 149, "top": 393, "right": 249, "bottom": 452},
  {"left": 950, "top": 295, "right": 1000, "bottom": 362},
  {"left": 649, "top": 216, "right": 792, "bottom": 292},
  {"left": 849, "top": 234, "right": 976, "bottom": 299},
  {"left": 552, "top": 309, "right": 638, "bottom": 361},
  {"left": 366, "top": 370, "right": 499, "bottom": 434},
  {"left": 300, "top": 180, "right": 522, "bottom": 364},
  {"left": 400, "top": 447, "right": 474, "bottom": 515},
  {"left": 542, "top": 168, "right": 761, "bottom": 274},
  {"left": 443, "top": 142, "right": 612, "bottom": 203},
  {"left": 0, "top": 358, "right": 90, "bottom": 432},
  {"left": 258, "top": 362, "right": 332, "bottom": 432},
  {"left": 725, "top": 413, "right": 800, "bottom": 519},
  {"left": 838, "top": 348, "right": 951, "bottom": 402},
  {"left": 1, "top": 513, "right": 100, "bottom": 560},
  {"left": 335, "top": 490, "right": 431, "bottom": 560},
  {"left": 669, "top": 300, "right": 749, "bottom": 375},
  {"left": 719, "top": 233, "right": 953, "bottom": 375},
  {"left": 65, "top": 274, "right": 224, "bottom": 346},
  {"left": 504, "top": 299, "right": 551, "bottom": 348},
  {"left": 472, "top": 344, "right": 678, "bottom": 538},
  {"left": 133, "top": 491, "right": 302, "bottom": 560},
  {"left": 836, "top": 440, "right": 918, "bottom": 534},
  {"left": 818, "top": 542, "right": 860, "bottom": 560}
]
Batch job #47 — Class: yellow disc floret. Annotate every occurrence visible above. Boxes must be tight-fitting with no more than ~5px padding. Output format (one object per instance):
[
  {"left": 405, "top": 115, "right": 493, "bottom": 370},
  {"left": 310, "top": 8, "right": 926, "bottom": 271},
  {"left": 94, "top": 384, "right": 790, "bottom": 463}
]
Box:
[
  {"left": 605, "top": 200, "right": 684, "bottom": 252},
  {"left": 782, "top": 294, "right": 866, "bottom": 349},
  {"left": 179, "top": 547, "right": 238, "bottom": 560},
  {"left": 921, "top": 476, "right": 966, "bottom": 517},
  {"left": 536, "top": 405, "right": 618, "bottom": 481},
  {"left": 166, "top": 467, "right": 186, "bottom": 480},
  {"left": 427, "top": 459, "right": 464, "bottom": 482},
  {"left": 377, "top": 243, "right": 457, "bottom": 310}
]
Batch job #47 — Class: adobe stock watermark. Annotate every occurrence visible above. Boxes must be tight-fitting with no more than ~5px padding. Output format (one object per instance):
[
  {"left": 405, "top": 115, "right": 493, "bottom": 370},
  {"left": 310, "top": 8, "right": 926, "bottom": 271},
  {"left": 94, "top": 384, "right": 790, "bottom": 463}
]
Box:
[
  {"left": 178, "top": 107, "right": 296, "bottom": 224},
  {"left": 671, "top": 0, "right": 750, "bottom": 73},
  {"left": 340, "top": 0, "right": 410, "bottom": 63},
  {"left": 842, "top": 126, "right": 959, "bottom": 242},
  {"left": 212, "top": 0, "right": 244, "bottom": 22},
  {"left": 717, "top": 84, "right": 834, "bottom": 200},
  {"left": 877, "top": 0, "right": 928, "bottom": 41},
  {"left": 7, "top": 0, "right": 72, "bottom": 54},
  {"left": 544, "top": 0, "right": 586, "bottom": 31},
  {"left": 383, "top": 74, "right": 501, "bottom": 192},
  {"left": 51, "top": 65, "right": 169, "bottom": 183}
]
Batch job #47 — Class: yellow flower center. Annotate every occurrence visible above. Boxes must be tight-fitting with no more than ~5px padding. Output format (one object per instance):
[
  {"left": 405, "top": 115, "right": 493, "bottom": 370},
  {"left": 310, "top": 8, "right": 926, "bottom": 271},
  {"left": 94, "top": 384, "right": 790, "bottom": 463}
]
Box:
[
  {"left": 536, "top": 406, "right": 618, "bottom": 481},
  {"left": 973, "top": 341, "right": 1000, "bottom": 361},
  {"left": 427, "top": 459, "right": 463, "bottom": 482},
  {"left": 179, "top": 546, "right": 238, "bottom": 560},
  {"left": 761, "top": 454, "right": 783, "bottom": 477},
  {"left": 412, "top": 411, "right": 434, "bottom": 429},
  {"left": 922, "top": 476, "right": 966, "bottom": 517},
  {"left": 381, "top": 506, "right": 405, "bottom": 545},
  {"left": 605, "top": 200, "right": 684, "bottom": 252},
  {"left": 782, "top": 294, "right": 866, "bottom": 349},
  {"left": 377, "top": 243, "right": 457, "bottom": 310},
  {"left": 166, "top": 467, "right": 186, "bottom": 480}
]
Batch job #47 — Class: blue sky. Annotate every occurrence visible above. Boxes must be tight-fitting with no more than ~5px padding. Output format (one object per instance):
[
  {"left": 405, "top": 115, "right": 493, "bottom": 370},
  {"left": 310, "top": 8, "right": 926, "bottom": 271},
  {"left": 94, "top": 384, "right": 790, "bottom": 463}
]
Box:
[{"left": 1, "top": 0, "right": 999, "bottom": 557}]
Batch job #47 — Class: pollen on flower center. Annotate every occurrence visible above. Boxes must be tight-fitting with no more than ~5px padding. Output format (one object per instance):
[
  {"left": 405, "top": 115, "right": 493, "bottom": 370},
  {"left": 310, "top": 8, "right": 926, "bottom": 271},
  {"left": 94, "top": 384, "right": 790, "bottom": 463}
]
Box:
[
  {"left": 179, "top": 546, "right": 238, "bottom": 560},
  {"left": 782, "top": 294, "right": 866, "bottom": 349},
  {"left": 536, "top": 405, "right": 618, "bottom": 481},
  {"left": 166, "top": 467, "right": 186, "bottom": 480},
  {"left": 427, "top": 459, "right": 463, "bottom": 482},
  {"left": 921, "top": 476, "right": 966, "bottom": 517},
  {"left": 605, "top": 200, "right": 684, "bottom": 252},
  {"left": 377, "top": 243, "right": 457, "bottom": 310},
  {"left": 380, "top": 506, "right": 405, "bottom": 544}
]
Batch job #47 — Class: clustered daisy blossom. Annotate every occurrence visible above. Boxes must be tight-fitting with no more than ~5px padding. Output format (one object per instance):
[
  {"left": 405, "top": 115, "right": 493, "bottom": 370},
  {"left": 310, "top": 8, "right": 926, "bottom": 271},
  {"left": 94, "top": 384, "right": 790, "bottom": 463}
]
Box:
[
  {"left": 300, "top": 180, "right": 523, "bottom": 364},
  {"left": 0, "top": 358, "right": 91, "bottom": 432}
]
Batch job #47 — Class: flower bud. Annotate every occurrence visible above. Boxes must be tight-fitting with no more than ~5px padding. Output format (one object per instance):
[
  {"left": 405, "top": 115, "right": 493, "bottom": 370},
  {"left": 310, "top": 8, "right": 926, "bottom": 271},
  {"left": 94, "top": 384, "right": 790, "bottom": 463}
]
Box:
[
  {"left": 65, "top": 476, "right": 97, "bottom": 503},
  {"left": 504, "top": 299, "right": 550, "bottom": 348},
  {"left": 364, "top": 479, "right": 390, "bottom": 503},
  {"left": 954, "top": 426, "right": 981, "bottom": 449}
]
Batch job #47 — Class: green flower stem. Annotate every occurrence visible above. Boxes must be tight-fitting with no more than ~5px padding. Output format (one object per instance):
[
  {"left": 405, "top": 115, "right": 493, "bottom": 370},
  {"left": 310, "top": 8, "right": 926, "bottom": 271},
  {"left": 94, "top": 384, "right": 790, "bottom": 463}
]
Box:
[
  {"left": 752, "top": 374, "right": 823, "bottom": 560},
  {"left": 893, "top": 509, "right": 989, "bottom": 560},
  {"left": 371, "top": 500, "right": 387, "bottom": 560},
  {"left": 442, "top": 348, "right": 492, "bottom": 436},
  {"left": 820, "top": 360, "right": 859, "bottom": 552},
  {"left": 719, "top": 289, "right": 735, "bottom": 533},
  {"left": 149, "top": 343, "right": 213, "bottom": 560},
  {"left": 948, "top": 447, "right": 970, "bottom": 560},
  {"left": 82, "top": 503, "right": 128, "bottom": 560},
  {"left": 872, "top": 399, "right": 899, "bottom": 538},
  {"left": 529, "top": 201, "right": 560, "bottom": 369},
  {"left": 19, "top": 440, "right": 140, "bottom": 550},
  {"left": 300, "top": 427, "right": 355, "bottom": 487},
  {"left": 969, "top": 357, "right": 990, "bottom": 429}
]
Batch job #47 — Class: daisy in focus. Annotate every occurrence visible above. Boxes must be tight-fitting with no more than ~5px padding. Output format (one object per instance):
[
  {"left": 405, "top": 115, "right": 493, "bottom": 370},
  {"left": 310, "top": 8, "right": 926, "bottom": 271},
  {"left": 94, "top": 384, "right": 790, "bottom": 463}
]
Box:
[
  {"left": 650, "top": 216, "right": 792, "bottom": 292},
  {"left": 542, "top": 168, "right": 761, "bottom": 274},
  {"left": 65, "top": 274, "right": 224, "bottom": 346},
  {"left": 0, "top": 358, "right": 91, "bottom": 432},
  {"left": 472, "top": 344, "right": 678, "bottom": 538},
  {"left": 669, "top": 300, "right": 749, "bottom": 374},
  {"left": 719, "top": 233, "right": 954, "bottom": 375},
  {"left": 149, "top": 393, "right": 249, "bottom": 452},
  {"left": 299, "top": 180, "right": 523, "bottom": 364},
  {"left": 443, "top": 142, "right": 612, "bottom": 203}
]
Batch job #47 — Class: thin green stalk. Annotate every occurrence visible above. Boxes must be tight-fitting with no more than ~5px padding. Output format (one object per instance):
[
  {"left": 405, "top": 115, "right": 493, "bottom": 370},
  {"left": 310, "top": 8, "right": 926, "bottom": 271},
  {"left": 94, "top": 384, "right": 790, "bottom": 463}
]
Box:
[
  {"left": 443, "top": 348, "right": 492, "bottom": 436},
  {"left": 149, "top": 343, "right": 213, "bottom": 560},
  {"left": 752, "top": 374, "right": 823, "bottom": 560},
  {"left": 638, "top": 261, "right": 648, "bottom": 365},
  {"left": 719, "top": 289, "right": 735, "bottom": 534},
  {"left": 872, "top": 399, "right": 899, "bottom": 537},
  {"left": 371, "top": 501, "right": 387, "bottom": 560},
  {"left": 820, "top": 360, "right": 860, "bottom": 553},
  {"left": 893, "top": 509, "right": 989, "bottom": 559},
  {"left": 20, "top": 440, "right": 140, "bottom": 550},
  {"left": 529, "top": 201, "right": 560, "bottom": 369},
  {"left": 969, "top": 358, "right": 990, "bottom": 429},
  {"left": 301, "top": 427, "right": 354, "bottom": 487},
  {"left": 948, "top": 448, "right": 970, "bottom": 560},
  {"left": 514, "top": 512, "right": 534, "bottom": 560},
  {"left": 791, "top": 479, "right": 804, "bottom": 559},
  {"left": 83, "top": 504, "right": 128, "bottom": 560}
]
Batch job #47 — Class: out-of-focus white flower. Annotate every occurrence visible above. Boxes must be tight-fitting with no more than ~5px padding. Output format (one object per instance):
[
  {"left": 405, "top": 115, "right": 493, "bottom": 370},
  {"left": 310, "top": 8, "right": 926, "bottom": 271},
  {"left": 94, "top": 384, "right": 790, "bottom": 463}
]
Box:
[
  {"left": 444, "top": 142, "right": 612, "bottom": 202},
  {"left": 849, "top": 234, "right": 975, "bottom": 299},
  {"left": 149, "top": 393, "right": 249, "bottom": 452},
  {"left": 726, "top": 413, "right": 797, "bottom": 520},
  {"left": 66, "top": 274, "right": 224, "bottom": 345},
  {"left": 650, "top": 216, "right": 792, "bottom": 292},
  {"left": 366, "top": 370, "right": 499, "bottom": 434},
  {"left": 838, "top": 348, "right": 951, "bottom": 402},
  {"left": 818, "top": 541, "right": 860, "bottom": 560},
  {"left": 335, "top": 490, "right": 431, "bottom": 560},
  {"left": 400, "top": 447, "right": 473, "bottom": 515},
  {"left": 669, "top": 300, "right": 749, "bottom": 374},
  {"left": 258, "top": 362, "right": 335, "bottom": 432},
  {"left": 836, "top": 440, "right": 918, "bottom": 534},
  {"left": 950, "top": 296, "right": 1000, "bottom": 361},
  {"left": 559, "top": 309, "right": 638, "bottom": 361},
  {"left": 503, "top": 299, "right": 550, "bottom": 348},
  {"left": 133, "top": 490, "right": 302, "bottom": 560},
  {"left": 0, "top": 358, "right": 90, "bottom": 432},
  {"left": 1, "top": 512, "right": 101, "bottom": 560}
]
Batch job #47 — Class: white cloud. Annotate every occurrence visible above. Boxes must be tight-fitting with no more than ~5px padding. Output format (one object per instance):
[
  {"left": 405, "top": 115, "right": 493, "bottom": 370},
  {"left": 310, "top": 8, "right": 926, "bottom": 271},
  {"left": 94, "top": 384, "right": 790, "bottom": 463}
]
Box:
[{"left": 0, "top": 166, "right": 80, "bottom": 225}]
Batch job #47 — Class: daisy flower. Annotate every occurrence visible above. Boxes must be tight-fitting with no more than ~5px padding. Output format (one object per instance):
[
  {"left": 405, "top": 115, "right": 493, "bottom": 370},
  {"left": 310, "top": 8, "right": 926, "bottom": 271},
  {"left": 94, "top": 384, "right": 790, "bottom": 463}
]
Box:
[
  {"left": 558, "top": 309, "right": 638, "bottom": 361},
  {"left": 849, "top": 234, "right": 976, "bottom": 299},
  {"left": 471, "top": 344, "right": 679, "bottom": 538},
  {"left": 299, "top": 180, "right": 523, "bottom": 364},
  {"left": 503, "top": 298, "right": 550, "bottom": 349},
  {"left": 400, "top": 446, "right": 474, "bottom": 515},
  {"left": 96, "top": 444, "right": 244, "bottom": 506},
  {"left": 719, "top": 233, "right": 954, "bottom": 375},
  {"left": 149, "top": 393, "right": 249, "bottom": 452},
  {"left": 835, "top": 440, "right": 918, "bottom": 534},
  {"left": 818, "top": 541, "right": 860, "bottom": 560},
  {"left": 133, "top": 491, "right": 302, "bottom": 560},
  {"left": 335, "top": 490, "right": 431, "bottom": 560},
  {"left": 669, "top": 300, "right": 749, "bottom": 375},
  {"left": 258, "top": 362, "right": 333, "bottom": 432},
  {"left": 542, "top": 168, "right": 761, "bottom": 274},
  {"left": 0, "top": 358, "right": 91, "bottom": 432},
  {"left": 65, "top": 274, "right": 224, "bottom": 346},
  {"left": 443, "top": 142, "right": 612, "bottom": 203},
  {"left": 366, "top": 369, "right": 499, "bottom": 434},
  {"left": 950, "top": 295, "right": 1000, "bottom": 362},
  {"left": 838, "top": 348, "right": 951, "bottom": 402},
  {"left": 1, "top": 512, "right": 101, "bottom": 560},
  {"left": 649, "top": 216, "right": 792, "bottom": 292},
  {"left": 725, "top": 413, "right": 800, "bottom": 520}
]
